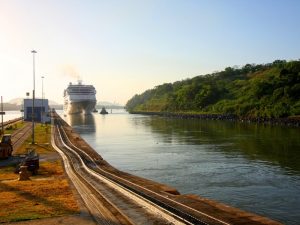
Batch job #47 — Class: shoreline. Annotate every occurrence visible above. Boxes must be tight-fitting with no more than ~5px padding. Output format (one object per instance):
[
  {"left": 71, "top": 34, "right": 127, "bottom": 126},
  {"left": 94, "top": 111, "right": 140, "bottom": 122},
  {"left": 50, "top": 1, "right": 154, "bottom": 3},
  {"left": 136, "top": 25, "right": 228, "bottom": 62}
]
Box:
[
  {"left": 57, "top": 113, "right": 282, "bottom": 224},
  {"left": 129, "top": 111, "right": 300, "bottom": 127}
]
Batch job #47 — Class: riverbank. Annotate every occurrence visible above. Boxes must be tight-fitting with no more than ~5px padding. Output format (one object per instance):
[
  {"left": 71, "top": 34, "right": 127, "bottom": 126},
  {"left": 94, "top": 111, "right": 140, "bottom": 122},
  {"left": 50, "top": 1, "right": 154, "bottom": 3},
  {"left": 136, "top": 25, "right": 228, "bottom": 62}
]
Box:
[
  {"left": 1, "top": 115, "right": 284, "bottom": 224},
  {"left": 58, "top": 114, "right": 282, "bottom": 224},
  {"left": 129, "top": 111, "right": 300, "bottom": 127},
  {"left": 61, "top": 109, "right": 300, "bottom": 223}
]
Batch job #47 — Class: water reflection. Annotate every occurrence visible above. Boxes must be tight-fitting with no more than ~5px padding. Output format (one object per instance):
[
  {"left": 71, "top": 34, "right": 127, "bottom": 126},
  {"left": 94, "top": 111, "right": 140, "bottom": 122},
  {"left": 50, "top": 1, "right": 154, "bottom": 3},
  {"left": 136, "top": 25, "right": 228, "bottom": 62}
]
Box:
[
  {"left": 64, "top": 114, "right": 96, "bottom": 134},
  {"left": 61, "top": 111, "right": 300, "bottom": 224},
  {"left": 124, "top": 116, "right": 300, "bottom": 224},
  {"left": 143, "top": 117, "right": 300, "bottom": 174}
]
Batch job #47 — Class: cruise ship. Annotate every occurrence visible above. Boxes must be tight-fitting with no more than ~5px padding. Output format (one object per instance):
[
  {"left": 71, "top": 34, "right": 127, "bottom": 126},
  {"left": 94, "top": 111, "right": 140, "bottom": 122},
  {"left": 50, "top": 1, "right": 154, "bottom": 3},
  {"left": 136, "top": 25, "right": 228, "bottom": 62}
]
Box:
[{"left": 63, "top": 80, "right": 97, "bottom": 115}]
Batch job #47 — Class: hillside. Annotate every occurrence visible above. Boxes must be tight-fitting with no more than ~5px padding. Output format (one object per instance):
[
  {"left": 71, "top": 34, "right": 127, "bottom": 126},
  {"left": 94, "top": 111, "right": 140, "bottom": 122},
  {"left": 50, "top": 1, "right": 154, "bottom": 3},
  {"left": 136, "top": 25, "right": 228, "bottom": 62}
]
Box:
[
  {"left": 8, "top": 98, "right": 60, "bottom": 106},
  {"left": 97, "top": 101, "right": 124, "bottom": 109},
  {"left": 126, "top": 60, "right": 300, "bottom": 118},
  {"left": 1, "top": 99, "right": 62, "bottom": 111},
  {"left": 1, "top": 103, "right": 22, "bottom": 111}
]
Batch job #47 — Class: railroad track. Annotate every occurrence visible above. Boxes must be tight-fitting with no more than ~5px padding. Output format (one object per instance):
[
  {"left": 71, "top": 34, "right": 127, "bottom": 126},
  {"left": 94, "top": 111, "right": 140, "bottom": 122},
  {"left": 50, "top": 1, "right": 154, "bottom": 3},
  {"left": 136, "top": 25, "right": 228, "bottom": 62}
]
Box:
[
  {"left": 52, "top": 114, "right": 232, "bottom": 225},
  {"left": 0, "top": 117, "right": 30, "bottom": 149},
  {"left": 1, "top": 117, "right": 23, "bottom": 130},
  {"left": 11, "top": 122, "right": 32, "bottom": 150}
]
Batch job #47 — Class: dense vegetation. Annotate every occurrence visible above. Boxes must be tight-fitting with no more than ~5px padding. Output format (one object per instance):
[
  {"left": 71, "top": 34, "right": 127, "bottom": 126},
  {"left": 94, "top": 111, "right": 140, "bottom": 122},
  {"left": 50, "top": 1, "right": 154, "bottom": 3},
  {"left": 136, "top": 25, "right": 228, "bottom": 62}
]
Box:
[{"left": 126, "top": 60, "right": 300, "bottom": 118}]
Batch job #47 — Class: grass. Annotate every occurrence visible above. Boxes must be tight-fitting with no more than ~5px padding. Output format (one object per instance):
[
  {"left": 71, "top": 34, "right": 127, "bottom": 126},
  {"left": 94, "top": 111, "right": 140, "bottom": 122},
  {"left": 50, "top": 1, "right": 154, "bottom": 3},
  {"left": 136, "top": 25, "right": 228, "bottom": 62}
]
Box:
[
  {"left": 0, "top": 165, "right": 18, "bottom": 180},
  {"left": 2, "top": 121, "right": 25, "bottom": 135},
  {"left": 15, "top": 124, "right": 53, "bottom": 155},
  {"left": 0, "top": 123, "right": 80, "bottom": 223},
  {"left": 0, "top": 179, "right": 78, "bottom": 222}
]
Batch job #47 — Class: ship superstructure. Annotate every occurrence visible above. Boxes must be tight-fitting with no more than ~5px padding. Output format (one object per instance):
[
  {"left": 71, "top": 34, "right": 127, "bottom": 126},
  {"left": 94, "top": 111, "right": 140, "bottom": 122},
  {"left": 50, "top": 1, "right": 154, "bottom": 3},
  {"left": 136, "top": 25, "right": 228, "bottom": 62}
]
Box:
[{"left": 63, "top": 80, "right": 96, "bottom": 115}]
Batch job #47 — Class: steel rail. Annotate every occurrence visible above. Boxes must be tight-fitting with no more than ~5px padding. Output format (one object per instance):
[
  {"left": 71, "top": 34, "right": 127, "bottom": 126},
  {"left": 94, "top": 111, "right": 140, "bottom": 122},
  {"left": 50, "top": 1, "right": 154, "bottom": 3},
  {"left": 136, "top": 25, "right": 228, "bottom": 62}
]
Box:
[
  {"left": 1, "top": 117, "right": 23, "bottom": 129},
  {"left": 55, "top": 116, "right": 231, "bottom": 225},
  {"left": 11, "top": 123, "right": 32, "bottom": 149},
  {"left": 52, "top": 125, "right": 132, "bottom": 225},
  {"left": 56, "top": 119, "right": 210, "bottom": 225},
  {"left": 54, "top": 119, "right": 185, "bottom": 225}
]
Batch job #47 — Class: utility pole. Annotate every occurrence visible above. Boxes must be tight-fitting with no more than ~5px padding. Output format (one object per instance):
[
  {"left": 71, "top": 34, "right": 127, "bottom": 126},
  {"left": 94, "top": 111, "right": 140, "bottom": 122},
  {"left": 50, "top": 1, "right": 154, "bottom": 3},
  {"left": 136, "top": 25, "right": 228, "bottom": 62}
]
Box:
[
  {"left": 31, "top": 50, "right": 37, "bottom": 144},
  {"left": 1, "top": 96, "right": 4, "bottom": 135},
  {"left": 41, "top": 76, "right": 44, "bottom": 124}
]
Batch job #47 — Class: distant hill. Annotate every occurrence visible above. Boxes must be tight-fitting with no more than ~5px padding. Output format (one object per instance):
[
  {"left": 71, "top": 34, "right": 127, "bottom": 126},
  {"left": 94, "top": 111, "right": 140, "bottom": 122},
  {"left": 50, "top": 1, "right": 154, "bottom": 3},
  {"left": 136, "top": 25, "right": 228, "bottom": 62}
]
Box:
[
  {"left": 1, "top": 103, "right": 21, "bottom": 111},
  {"left": 2, "top": 98, "right": 62, "bottom": 111},
  {"left": 9, "top": 98, "right": 60, "bottom": 106},
  {"left": 97, "top": 101, "right": 124, "bottom": 109},
  {"left": 3, "top": 98, "right": 123, "bottom": 111},
  {"left": 8, "top": 98, "right": 23, "bottom": 105},
  {"left": 126, "top": 59, "right": 300, "bottom": 118}
]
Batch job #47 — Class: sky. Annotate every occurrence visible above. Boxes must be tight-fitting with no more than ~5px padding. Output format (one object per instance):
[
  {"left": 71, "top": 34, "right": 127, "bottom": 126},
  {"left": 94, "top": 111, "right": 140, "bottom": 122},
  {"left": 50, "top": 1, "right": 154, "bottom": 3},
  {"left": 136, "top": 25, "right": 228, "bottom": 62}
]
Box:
[{"left": 0, "top": 0, "right": 300, "bottom": 105}]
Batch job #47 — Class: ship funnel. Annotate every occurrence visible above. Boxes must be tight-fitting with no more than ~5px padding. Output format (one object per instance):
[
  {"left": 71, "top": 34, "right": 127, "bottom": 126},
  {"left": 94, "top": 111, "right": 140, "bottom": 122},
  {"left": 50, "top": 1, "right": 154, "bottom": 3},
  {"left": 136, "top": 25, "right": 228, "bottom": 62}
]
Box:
[{"left": 78, "top": 80, "right": 82, "bottom": 85}]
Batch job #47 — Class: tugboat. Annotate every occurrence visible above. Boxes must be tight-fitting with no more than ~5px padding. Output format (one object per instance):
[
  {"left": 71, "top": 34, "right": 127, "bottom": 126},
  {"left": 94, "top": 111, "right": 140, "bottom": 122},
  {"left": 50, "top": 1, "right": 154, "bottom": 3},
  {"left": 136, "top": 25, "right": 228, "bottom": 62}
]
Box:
[{"left": 99, "top": 107, "right": 108, "bottom": 115}]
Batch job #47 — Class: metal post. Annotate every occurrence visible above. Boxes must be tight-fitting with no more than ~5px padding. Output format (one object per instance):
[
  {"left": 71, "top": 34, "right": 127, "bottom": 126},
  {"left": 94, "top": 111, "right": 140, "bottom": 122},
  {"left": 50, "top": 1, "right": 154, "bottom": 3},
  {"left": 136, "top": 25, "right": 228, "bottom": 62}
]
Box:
[
  {"left": 1, "top": 96, "right": 3, "bottom": 135},
  {"left": 31, "top": 50, "right": 37, "bottom": 144},
  {"left": 41, "top": 76, "right": 44, "bottom": 124}
]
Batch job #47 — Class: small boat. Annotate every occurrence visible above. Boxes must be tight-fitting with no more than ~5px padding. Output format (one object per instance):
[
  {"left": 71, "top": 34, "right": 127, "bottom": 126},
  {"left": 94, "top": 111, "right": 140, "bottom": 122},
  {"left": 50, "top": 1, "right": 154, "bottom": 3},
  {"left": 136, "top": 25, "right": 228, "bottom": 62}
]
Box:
[
  {"left": 100, "top": 107, "right": 108, "bottom": 115},
  {"left": 93, "top": 108, "right": 98, "bottom": 113}
]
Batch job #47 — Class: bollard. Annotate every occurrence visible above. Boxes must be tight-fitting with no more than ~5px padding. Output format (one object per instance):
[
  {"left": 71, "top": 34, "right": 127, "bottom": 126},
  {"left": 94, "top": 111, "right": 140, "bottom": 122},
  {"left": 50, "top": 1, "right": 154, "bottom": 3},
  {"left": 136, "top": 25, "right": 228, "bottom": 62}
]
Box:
[{"left": 19, "top": 166, "right": 30, "bottom": 181}]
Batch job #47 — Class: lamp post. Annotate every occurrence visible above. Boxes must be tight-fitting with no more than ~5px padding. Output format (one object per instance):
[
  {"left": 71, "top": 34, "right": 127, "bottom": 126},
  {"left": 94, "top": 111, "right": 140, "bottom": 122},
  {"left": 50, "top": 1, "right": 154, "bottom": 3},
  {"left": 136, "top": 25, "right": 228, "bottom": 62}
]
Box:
[
  {"left": 41, "top": 76, "right": 44, "bottom": 124},
  {"left": 1, "top": 96, "right": 4, "bottom": 135},
  {"left": 31, "top": 50, "right": 37, "bottom": 144}
]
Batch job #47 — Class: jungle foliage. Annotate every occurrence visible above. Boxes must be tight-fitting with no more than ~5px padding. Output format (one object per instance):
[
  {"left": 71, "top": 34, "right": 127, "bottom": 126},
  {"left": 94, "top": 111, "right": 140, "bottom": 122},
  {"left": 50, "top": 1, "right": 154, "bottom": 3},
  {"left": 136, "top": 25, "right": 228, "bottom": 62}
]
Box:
[{"left": 126, "top": 60, "right": 300, "bottom": 118}]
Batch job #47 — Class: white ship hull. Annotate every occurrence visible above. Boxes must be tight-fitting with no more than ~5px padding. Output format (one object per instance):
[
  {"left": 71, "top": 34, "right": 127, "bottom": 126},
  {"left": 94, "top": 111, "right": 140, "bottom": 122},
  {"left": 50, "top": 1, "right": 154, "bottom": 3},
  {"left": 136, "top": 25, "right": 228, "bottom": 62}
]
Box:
[
  {"left": 64, "top": 99, "right": 96, "bottom": 115},
  {"left": 63, "top": 81, "right": 97, "bottom": 115}
]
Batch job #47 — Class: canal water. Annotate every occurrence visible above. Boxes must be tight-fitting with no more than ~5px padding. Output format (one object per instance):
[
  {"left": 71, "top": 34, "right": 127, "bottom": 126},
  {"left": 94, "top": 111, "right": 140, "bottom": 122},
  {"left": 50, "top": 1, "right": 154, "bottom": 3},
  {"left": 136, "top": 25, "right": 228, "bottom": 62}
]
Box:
[
  {"left": 6, "top": 110, "right": 299, "bottom": 224},
  {"left": 60, "top": 109, "right": 300, "bottom": 224},
  {"left": 1, "top": 111, "right": 22, "bottom": 122}
]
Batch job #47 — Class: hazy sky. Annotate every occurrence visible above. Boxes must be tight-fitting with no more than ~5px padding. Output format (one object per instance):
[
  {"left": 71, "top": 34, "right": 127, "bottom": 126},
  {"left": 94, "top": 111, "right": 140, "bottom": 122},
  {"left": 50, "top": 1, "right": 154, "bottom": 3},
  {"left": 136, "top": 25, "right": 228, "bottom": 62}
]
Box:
[{"left": 1, "top": 0, "right": 299, "bottom": 104}]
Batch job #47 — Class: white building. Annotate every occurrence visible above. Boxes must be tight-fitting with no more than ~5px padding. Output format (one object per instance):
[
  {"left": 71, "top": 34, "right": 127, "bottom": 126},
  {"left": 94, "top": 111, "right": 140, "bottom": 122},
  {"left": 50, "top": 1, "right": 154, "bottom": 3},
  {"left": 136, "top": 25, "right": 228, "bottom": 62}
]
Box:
[{"left": 23, "top": 98, "right": 50, "bottom": 123}]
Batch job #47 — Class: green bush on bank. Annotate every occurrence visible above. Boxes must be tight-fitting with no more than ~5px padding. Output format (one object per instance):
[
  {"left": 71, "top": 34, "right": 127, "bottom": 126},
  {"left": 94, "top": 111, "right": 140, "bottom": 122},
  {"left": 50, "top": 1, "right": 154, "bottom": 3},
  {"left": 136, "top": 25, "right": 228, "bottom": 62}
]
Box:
[{"left": 126, "top": 60, "right": 300, "bottom": 118}]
